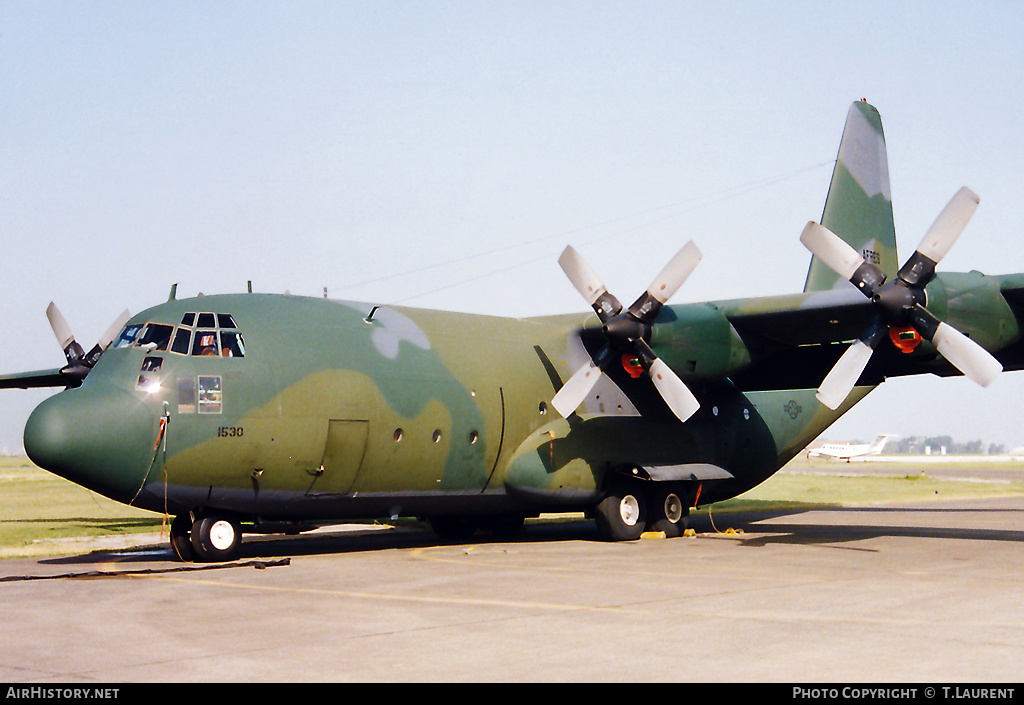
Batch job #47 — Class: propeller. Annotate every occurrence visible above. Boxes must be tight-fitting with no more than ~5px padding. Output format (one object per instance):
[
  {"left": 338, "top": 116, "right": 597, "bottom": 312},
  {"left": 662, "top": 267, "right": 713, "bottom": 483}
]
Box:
[
  {"left": 46, "top": 302, "right": 130, "bottom": 384},
  {"left": 551, "top": 242, "right": 702, "bottom": 423},
  {"left": 800, "top": 186, "right": 1002, "bottom": 409}
]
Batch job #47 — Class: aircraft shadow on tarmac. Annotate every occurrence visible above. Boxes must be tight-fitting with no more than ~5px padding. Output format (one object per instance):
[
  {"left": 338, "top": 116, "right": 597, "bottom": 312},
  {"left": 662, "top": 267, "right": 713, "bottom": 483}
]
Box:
[
  {"left": 36, "top": 517, "right": 602, "bottom": 569},
  {"left": 701, "top": 505, "right": 1024, "bottom": 549},
  {"left": 29, "top": 501, "right": 1024, "bottom": 573}
]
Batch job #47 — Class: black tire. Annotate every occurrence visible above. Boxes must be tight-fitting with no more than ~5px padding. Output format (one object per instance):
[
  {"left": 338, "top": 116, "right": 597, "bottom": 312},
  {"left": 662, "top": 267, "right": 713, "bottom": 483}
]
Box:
[
  {"left": 593, "top": 483, "right": 647, "bottom": 541},
  {"left": 646, "top": 486, "right": 689, "bottom": 538},
  {"left": 170, "top": 514, "right": 195, "bottom": 562},
  {"left": 190, "top": 513, "right": 242, "bottom": 562}
]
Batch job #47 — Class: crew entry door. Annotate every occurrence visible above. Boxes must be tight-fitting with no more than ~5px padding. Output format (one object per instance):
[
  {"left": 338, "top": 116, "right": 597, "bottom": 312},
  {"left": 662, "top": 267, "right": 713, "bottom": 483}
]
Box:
[{"left": 312, "top": 419, "right": 369, "bottom": 495}]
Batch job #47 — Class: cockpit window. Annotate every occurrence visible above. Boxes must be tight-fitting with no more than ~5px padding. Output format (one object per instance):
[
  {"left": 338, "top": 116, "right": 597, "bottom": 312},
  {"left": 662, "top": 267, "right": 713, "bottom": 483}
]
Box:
[
  {"left": 113, "top": 323, "right": 143, "bottom": 349},
  {"left": 171, "top": 328, "right": 192, "bottom": 355},
  {"left": 192, "top": 331, "right": 220, "bottom": 356},
  {"left": 220, "top": 331, "right": 245, "bottom": 357},
  {"left": 136, "top": 323, "right": 173, "bottom": 351},
  {"left": 169, "top": 312, "right": 245, "bottom": 358},
  {"left": 113, "top": 314, "right": 245, "bottom": 358}
]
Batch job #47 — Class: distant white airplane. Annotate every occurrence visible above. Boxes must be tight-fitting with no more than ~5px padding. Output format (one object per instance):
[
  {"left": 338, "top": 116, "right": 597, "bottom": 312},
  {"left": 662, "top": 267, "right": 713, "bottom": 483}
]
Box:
[{"left": 808, "top": 434, "right": 895, "bottom": 461}]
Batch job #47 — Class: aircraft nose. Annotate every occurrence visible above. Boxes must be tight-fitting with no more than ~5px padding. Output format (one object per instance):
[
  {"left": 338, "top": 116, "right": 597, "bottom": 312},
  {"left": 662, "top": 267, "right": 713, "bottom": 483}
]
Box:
[{"left": 24, "top": 387, "right": 159, "bottom": 505}]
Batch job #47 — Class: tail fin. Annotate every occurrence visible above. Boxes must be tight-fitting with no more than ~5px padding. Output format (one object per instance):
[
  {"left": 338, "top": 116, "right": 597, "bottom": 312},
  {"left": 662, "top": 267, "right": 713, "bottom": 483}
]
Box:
[
  {"left": 871, "top": 434, "right": 894, "bottom": 453},
  {"left": 804, "top": 101, "right": 898, "bottom": 292}
]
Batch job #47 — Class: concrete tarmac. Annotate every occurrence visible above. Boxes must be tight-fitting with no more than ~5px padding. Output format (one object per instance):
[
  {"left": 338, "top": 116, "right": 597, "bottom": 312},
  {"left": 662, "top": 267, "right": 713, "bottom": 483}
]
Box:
[{"left": 1, "top": 491, "right": 1023, "bottom": 682}]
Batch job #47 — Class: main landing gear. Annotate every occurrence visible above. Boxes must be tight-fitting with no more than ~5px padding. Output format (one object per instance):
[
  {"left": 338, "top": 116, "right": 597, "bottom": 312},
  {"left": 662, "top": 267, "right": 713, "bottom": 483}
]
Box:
[
  {"left": 170, "top": 511, "right": 243, "bottom": 562},
  {"left": 592, "top": 478, "right": 691, "bottom": 541}
]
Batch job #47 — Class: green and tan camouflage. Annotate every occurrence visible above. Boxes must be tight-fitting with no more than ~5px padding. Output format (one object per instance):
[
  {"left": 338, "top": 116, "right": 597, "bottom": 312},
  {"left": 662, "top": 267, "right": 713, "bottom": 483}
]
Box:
[
  {"left": 5, "top": 102, "right": 1024, "bottom": 561},
  {"left": 805, "top": 101, "right": 899, "bottom": 292}
]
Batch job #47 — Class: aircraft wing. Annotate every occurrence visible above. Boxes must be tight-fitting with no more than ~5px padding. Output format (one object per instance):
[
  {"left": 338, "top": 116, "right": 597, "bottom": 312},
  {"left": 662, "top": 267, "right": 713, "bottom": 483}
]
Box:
[
  {"left": 0, "top": 367, "right": 75, "bottom": 389},
  {"left": 727, "top": 279, "right": 1024, "bottom": 391},
  {"left": 722, "top": 289, "right": 892, "bottom": 391},
  {"left": 725, "top": 288, "right": 875, "bottom": 347}
]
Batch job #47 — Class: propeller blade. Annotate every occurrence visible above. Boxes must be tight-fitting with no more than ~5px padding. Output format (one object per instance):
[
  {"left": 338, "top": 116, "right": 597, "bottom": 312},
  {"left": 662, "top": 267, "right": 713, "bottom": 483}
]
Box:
[
  {"left": 932, "top": 322, "right": 1003, "bottom": 387},
  {"left": 551, "top": 359, "right": 604, "bottom": 418},
  {"left": 83, "top": 309, "right": 132, "bottom": 366},
  {"left": 815, "top": 317, "right": 889, "bottom": 410},
  {"left": 915, "top": 187, "right": 980, "bottom": 264},
  {"left": 45, "top": 302, "right": 75, "bottom": 353},
  {"left": 46, "top": 302, "right": 85, "bottom": 364},
  {"left": 97, "top": 310, "right": 131, "bottom": 350},
  {"left": 799, "top": 222, "right": 865, "bottom": 282},
  {"left": 646, "top": 241, "right": 702, "bottom": 305},
  {"left": 906, "top": 304, "right": 1002, "bottom": 387},
  {"left": 647, "top": 358, "right": 700, "bottom": 422},
  {"left": 627, "top": 241, "right": 703, "bottom": 323},
  {"left": 555, "top": 243, "right": 703, "bottom": 424},
  {"left": 558, "top": 246, "right": 622, "bottom": 322},
  {"left": 816, "top": 339, "right": 877, "bottom": 410}
]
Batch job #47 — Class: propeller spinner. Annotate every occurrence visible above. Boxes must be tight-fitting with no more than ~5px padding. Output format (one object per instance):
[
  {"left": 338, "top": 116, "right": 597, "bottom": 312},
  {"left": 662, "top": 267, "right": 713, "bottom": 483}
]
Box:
[
  {"left": 800, "top": 186, "right": 1002, "bottom": 409},
  {"left": 551, "top": 242, "right": 702, "bottom": 423}
]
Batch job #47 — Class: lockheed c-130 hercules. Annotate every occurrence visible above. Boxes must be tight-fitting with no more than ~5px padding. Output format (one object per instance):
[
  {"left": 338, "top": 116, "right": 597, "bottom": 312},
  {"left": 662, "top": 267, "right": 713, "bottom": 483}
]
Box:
[{"left": 4, "top": 101, "right": 1024, "bottom": 562}]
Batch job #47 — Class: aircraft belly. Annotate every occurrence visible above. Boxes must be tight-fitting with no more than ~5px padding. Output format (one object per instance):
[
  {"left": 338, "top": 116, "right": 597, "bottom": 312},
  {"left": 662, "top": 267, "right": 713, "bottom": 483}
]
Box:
[{"left": 158, "top": 486, "right": 526, "bottom": 521}]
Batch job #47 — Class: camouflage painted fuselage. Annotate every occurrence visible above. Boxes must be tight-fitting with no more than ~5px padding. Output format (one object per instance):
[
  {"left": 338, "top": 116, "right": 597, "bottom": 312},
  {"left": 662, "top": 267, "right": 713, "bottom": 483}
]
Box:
[
  {"left": 20, "top": 292, "right": 809, "bottom": 521},
  {"left": 23, "top": 267, "right": 1024, "bottom": 526},
  {"left": 14, "top": 100, "right": 1024, "bottom": 544}
]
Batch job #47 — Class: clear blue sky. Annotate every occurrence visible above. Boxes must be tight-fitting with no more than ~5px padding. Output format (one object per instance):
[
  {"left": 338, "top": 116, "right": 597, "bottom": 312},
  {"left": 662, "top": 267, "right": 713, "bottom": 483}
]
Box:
[{"left": 2, "top": 1, "right": 1023, "bottom": 452}]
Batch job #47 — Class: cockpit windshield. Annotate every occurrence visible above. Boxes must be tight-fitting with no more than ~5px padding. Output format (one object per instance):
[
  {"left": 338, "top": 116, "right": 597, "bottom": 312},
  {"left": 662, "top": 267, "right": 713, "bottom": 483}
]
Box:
[
  {"left": 113, "top": 323, "right": 143, "bottom": 349},
  {"left": 137, "top": 324, "right": 174, "bottom": 352},
  {"left": 112, "top": 312, "right": 246, "bottom": 358}
]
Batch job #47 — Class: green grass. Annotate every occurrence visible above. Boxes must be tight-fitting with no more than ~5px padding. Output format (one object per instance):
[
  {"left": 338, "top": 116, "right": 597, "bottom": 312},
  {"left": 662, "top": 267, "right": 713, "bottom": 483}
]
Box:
[
  {"left": 0, "top": 457, "right": 165, "bottom": 558},
  {"left": 709, "top": 458, "right": 1024, "bottom": 514},
  {"left": 2, "top": 456, "right": 1023, "bottom": 559}
]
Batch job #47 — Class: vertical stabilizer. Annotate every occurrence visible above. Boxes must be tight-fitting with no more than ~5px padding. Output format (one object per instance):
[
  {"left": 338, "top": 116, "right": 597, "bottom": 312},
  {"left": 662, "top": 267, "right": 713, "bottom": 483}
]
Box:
[{"left": 804, "top": 101, "right": 898, "bottom": 292}]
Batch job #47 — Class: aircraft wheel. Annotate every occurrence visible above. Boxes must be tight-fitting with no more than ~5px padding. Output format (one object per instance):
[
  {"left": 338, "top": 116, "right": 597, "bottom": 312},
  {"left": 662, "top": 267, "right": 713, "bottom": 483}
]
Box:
[
  {"left": 646, "top": 486, "right": 689, "bottom": 538},
  {"left": 594, "top": 482, "right": 647, "bottom": 541},
  {"left": 190, "top": 513, "right": 242, "bottom": 562},
  {"left": 169, "top": 514, "right": 195, "bottom": 562}
]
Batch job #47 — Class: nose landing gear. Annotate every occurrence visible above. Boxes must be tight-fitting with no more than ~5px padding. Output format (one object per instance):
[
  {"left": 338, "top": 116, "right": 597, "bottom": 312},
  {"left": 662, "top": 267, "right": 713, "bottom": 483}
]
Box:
[{"left": 170, "top": 511, "right": 243, "bottom": 562}]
